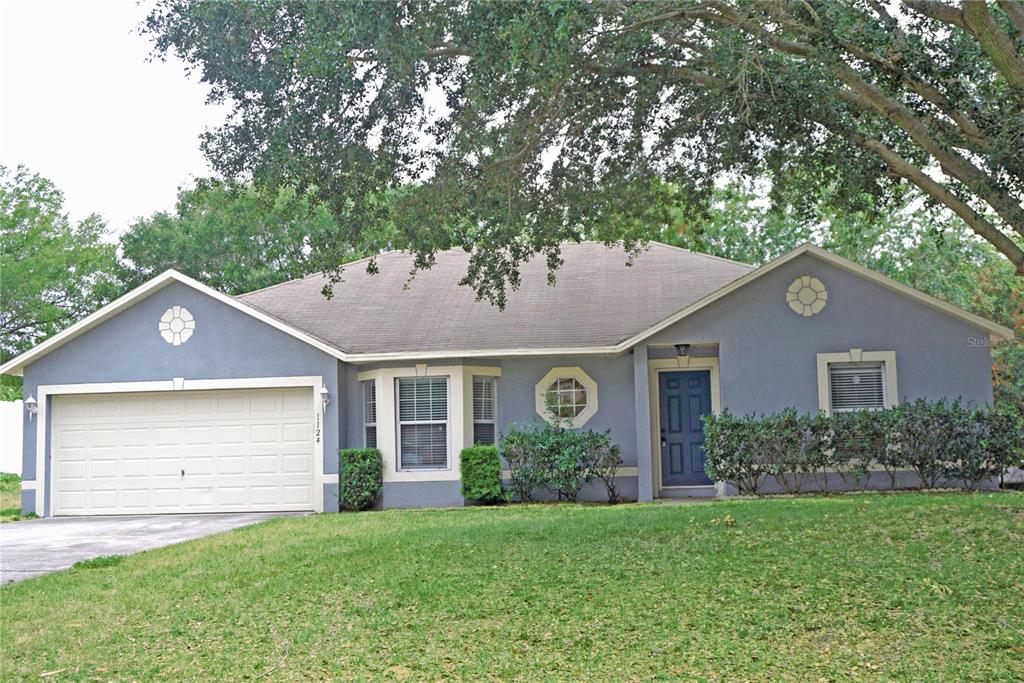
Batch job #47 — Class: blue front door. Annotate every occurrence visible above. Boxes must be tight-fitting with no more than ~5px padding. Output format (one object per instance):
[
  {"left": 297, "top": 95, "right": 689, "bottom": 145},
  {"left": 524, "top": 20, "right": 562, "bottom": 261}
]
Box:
[{"left": 659, "top": 370, "right": 713, "bottom": 486}]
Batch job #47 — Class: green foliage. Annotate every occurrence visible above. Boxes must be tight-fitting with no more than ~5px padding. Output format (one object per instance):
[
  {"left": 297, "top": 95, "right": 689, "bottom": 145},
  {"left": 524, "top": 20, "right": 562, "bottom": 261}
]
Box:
[
  {"left": 145, "top": 1, "right": 1024, "bottom": 304},
  {"left": 0, "top": 376, "right": 21, "bottom": 402},
  {"left": 118, "top": 179, "right": 351, "bottom": 295},
  {"left": 704, "top": 402, "right": 1024, "bottom": 495},
  {"left": 702, "top": 412, "right": 769, "bottom": 495},
  {"left": 73, "top": 555, "right": 125, "bottom": 570},
  {"left": 500, "top": 422, "right": 621, "bottom": 503},
  {"left": 459, "top": 445, "right": 505, "bottom": 504},
  {"left": 0, "top": 165, "right": 119, "bottom": 359},
  {"left": 339, "top": 448, "right": 382, "bottom": 511}
]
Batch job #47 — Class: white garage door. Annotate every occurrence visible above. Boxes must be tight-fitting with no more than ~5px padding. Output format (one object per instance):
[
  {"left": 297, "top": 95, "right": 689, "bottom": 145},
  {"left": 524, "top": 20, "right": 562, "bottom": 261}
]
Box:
[{"left": 51, "top": 387, "right": 317, "bottom": 516}]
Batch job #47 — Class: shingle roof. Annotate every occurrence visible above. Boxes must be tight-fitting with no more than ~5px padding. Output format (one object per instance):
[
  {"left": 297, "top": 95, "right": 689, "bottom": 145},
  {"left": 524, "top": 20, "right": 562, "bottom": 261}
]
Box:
[{"left": 235, "top": 241, "right": 754, "bottom": 355}]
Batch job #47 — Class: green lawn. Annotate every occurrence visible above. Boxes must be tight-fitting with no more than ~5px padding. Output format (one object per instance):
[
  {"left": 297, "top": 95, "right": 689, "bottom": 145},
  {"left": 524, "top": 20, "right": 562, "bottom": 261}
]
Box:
[
  {"left": 0, "top": 473, "right": 25, "bottom": 522},
  {"left": 2, "top": 493, "right": 1023, "bottom": 681}
]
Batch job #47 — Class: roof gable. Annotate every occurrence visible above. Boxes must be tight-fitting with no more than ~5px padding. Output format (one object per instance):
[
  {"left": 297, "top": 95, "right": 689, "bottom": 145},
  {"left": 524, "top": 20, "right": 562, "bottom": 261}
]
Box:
[
  {"left": 0, "top": 270, "right": 347, "bottom": 376},
  {"left": 622, "top": 243, "right": 1013, "bottom": 348}
]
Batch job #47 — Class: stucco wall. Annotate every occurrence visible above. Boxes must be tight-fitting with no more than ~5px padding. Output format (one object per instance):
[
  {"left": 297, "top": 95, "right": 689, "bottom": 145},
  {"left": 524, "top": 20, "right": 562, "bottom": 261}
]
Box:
[
  {"left": 645, "top": 252, "right": 995, "bottom": 414},
  {"left": 345, "top": 354, "right": 638, "bottom": 506},
  {"left": 20, "top": 281, "right": 343, "bottom": 515}
]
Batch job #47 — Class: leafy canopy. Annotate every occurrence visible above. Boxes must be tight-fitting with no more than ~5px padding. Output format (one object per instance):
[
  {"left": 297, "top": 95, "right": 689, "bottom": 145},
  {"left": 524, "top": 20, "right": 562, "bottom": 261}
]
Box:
[
  {"left": 0, "top": 166, "right": 119, "bottom": 359},
  {"left": 146, "top": 0, "right": 1024, "bottom": 305},
  {"left": 119, "top": 179, "right": 351, "bottom": 295}
]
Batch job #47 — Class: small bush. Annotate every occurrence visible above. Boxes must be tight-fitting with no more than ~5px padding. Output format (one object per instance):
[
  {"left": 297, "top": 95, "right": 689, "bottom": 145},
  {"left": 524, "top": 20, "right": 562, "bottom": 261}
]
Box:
[
  {"left": 584, "top": 437, "right": 624, "bottom": 504},
  {"left": 339, "top": 448, "right": 382, "bottom": 511},
  {"left": 460, "top": 445, "right": 505, "bottom": 504},
  {"left": 501, "top": 421, "right": 622, "bottom": 502},
  {"left": 703, "top": 412, "right": 768, "bottom": 495}
]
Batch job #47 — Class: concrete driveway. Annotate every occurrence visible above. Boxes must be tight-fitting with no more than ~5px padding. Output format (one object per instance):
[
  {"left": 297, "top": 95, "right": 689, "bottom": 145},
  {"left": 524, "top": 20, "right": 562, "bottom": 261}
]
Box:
[{"left": 0, "top": 512, "right": 299, "bottom": 583}]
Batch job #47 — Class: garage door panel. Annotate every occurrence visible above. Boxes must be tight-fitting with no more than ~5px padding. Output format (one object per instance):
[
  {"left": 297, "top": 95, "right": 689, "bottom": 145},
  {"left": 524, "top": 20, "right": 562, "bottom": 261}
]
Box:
[
  {"left": 216, "top": 396, "right": 246, "bottom": 414},
  {"left": 185, "top": 425, "right": 215, "bottom": 446},
  {"left": 90, "top": 459, "right": 119, "bottom": 479},
  {"left": 57, "top": 428, "right": 89, "bottom": 450},
  {"left": 186, "top": 397, "right": 214, "bottom": 415},
  {"left": 153, "top": 398, "right": 181, "bottom": 416},
  {"left": 282, "top": 454, "right": 312, "bottom": 473},
  {"left": 282, "top": 485, "right": 312, "bottom": 504},
  {"left": 89, "top": 399, "right": 120, "bottom": 418},
  {"left": 122, "top": 458, "right": 150, "bottom": 478},
  {"left": 152, "top": 488, "right": 182, "bottom": 508},
  {"left": 218, "top": 425, "right": 246, "bottom": 445},
  {"left": 121, "top": 489, "right": 150, "bottom": 509},
  {"left": 89, "top": 489, "right": 118, "bottom": 510},
  {"left": 122, "top": 427, "right": 151, "bottom": 447},
  {"left": 250, "top": 394, "right": 279, "bottom": 413},
  {"left": 59, "top": 460, "right": 88, "bottom": 480},
  {"left": 52, "top": 387, "right": 317, "bottom": 515}
]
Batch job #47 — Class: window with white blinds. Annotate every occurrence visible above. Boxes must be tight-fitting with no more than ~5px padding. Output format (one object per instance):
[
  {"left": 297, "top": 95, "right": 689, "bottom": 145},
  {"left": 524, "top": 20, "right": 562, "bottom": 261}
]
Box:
[
  {"left": 397, "top": 377, "right": 448, "bottom": 469},
  {"left": 362, "top": 380, "right": 377, "bottom": 448},
  {"left": 473, "top": 376, "right": 497, "bottom": 445},
  {"left": 829, "top": 362, "right": 886, "bottom": 412}
]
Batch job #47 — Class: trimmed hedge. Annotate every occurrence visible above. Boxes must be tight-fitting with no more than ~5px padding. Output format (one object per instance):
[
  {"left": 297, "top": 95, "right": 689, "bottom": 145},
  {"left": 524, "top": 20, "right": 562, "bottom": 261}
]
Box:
[
  {"left": 339, "top": 448, "right": 382, "bottom": 511},
  {"left": 501, "top": 421, "right": 623, "bottom": 503},
  {"left": 704, "top": 400, "right": 1024, "bottom": 496},
  {"left": 460, "top": 445, "right": 505, "bottom": 504}
]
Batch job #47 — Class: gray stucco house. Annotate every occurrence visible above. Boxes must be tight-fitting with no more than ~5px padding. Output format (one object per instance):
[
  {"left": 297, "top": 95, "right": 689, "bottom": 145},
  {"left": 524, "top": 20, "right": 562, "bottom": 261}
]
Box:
[{"left": 2, "top": 242, "right": 1012, "bottom": 516}]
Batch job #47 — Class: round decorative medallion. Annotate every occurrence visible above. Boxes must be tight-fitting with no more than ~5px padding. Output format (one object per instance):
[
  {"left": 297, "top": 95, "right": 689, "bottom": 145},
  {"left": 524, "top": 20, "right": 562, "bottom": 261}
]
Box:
[
  {"left": 159, "top": 306, "right": 196, "bottom": 346},
  {"left": 786, "top": 276, "right": 827, "bottom": 317}
]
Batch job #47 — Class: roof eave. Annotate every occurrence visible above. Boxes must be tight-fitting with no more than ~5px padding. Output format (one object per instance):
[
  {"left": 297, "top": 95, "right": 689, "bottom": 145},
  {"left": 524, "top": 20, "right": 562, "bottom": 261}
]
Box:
[
  {"left": 0, "top": 270, "right": 350, "bottom": 377},
  {"left": 620, "top": 243, "right": 1013, "bottom": 349}
]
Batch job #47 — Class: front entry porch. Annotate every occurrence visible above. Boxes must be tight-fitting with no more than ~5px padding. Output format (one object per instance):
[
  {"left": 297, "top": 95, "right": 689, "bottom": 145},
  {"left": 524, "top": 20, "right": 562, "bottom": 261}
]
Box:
[{"left": 636, "top": 345, "right": 723, "bottom": 501}]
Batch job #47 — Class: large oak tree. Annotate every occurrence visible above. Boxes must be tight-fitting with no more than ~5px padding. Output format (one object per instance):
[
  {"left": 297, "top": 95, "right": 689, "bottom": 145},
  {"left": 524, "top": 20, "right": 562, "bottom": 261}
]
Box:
[{"left": 146, "top": 0, "right": 1024, "bottom": 304}]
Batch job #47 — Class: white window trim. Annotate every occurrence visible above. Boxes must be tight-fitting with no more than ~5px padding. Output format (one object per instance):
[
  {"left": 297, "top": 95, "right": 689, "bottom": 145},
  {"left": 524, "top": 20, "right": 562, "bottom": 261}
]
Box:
[
  {"left": 817, "top": 349, "right": 898, "bottom": 415},
  {"left": 395, "top": 376, "right": 451, "bottom": 471},
  {"left": 472, "top": 375, "right": 498, "bottom": 445},
  {"left": 28, "top": 375, "right": 327, "bottom": 517},
  {"left": 534, "top": 367, "right": 599, "bottom": 428},
  {"left": 362, "top": 379, "right": 377, "bottom": 448},
  {"left": 356, "top": 365, "right": 500, "bottom": 483}
]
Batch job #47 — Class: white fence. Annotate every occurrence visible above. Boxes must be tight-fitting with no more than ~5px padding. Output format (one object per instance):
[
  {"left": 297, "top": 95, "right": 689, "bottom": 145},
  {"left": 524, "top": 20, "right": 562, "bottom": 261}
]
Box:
[{"left": 1, "top": 401, "right": 23, "bottom": 475}]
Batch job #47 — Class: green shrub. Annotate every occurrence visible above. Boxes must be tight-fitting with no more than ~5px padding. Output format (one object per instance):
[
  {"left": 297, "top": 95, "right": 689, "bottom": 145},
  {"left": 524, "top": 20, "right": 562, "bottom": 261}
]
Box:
[
  {"left": 339, "top": 448, "right": 382, "bottom": 511},
  {"left": 500, "top": 421, "right": 622, "bottom": 502},
  {"left": 705, "top": 400, "right": 1018, "bottom": 496},
  {"left": 703, "top": 412, "right": 769, "bottom": 495},
  {"left": 460, "top": 445, "right": 505, "bottom": 504},
  {"left": 984, "top": 409, "right": 1024, "bottom": 484},
  {"left": 829, "top": 410, "right": 892, "bottom": 490}
]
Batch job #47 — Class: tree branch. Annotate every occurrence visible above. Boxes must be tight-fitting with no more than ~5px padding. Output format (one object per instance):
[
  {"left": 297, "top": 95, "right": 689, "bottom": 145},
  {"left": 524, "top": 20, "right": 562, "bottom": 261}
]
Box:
[
  {"left": 997, "top": 0, "right": 1024, "bottom": 36},
  {"left": 836, "top": 127, "right": 1024, "bottom": 274},
  {"left": 905, "top": 0, "right": 1024, "bottom": 97},
  {"left": 692, "top": 1, "right": 1024, "bottom": 241}
]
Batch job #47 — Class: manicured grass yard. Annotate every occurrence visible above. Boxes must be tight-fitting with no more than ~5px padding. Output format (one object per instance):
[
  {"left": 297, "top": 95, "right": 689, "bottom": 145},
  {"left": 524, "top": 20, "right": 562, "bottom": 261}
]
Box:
[{"left": 2, "top": 492, "right": 1023, "bottom": 681}]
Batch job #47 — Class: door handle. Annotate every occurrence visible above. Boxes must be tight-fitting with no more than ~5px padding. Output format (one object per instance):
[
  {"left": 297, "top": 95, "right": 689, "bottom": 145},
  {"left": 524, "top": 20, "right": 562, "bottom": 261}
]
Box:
[{"left": 181, "top": 469, "right": 185, "bottom": 477}]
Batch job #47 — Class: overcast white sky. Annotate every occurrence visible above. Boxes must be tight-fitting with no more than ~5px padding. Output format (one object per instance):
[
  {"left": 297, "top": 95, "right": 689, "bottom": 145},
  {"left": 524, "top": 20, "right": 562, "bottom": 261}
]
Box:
[{"left": 1, "top": 0, "right": 227, "bottom": 235}]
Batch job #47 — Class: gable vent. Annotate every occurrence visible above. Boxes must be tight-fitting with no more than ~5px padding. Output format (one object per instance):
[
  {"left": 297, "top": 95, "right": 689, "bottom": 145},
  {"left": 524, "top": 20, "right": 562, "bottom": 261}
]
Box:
[{"left": 829, "top": 362, "right": 885, "bottom": 412}]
